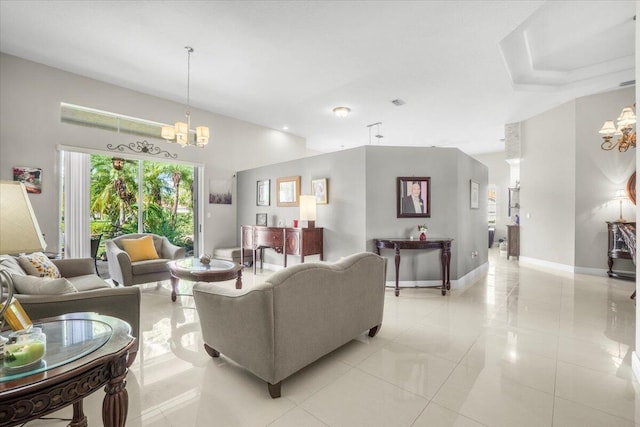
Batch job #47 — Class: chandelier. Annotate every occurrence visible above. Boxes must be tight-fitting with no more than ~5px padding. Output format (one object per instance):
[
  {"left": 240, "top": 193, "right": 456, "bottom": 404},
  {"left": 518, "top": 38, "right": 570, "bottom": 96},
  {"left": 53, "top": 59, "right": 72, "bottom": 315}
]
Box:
[
  {"left": 161, "top": 47, "right": 210, "bottom": 147},
  {"left": 599, "top": 105, "right": 636, "bottom": 152}
]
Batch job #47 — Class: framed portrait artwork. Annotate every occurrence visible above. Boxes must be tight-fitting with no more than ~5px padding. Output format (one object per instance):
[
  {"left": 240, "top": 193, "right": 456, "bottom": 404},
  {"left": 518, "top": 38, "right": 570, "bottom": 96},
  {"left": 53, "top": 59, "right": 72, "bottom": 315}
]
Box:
[
  {"left": 311, "top": 178, "right": 328, "bottom": 204},
  {"left": 470, "top": 180, "right": 479, "bottom": 209},
  {"left": 13, "top": 166, "right": 42, "bottom": 194},
  {"left": 256, "top": 213, "right": 268, "bottom": 226},
  {"left": 257, "top": 179, "right": 270, "bottom": 206},
  {"left": 277, "top": 176, "right": 301, "bottom": 207},
  {"left": 397, "top": 177, "right": 430, "bottom": 218}
]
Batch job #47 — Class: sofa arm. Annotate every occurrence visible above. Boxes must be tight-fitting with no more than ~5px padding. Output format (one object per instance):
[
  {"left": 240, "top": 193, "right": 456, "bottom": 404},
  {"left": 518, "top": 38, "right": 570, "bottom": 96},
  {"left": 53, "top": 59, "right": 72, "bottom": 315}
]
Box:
[
  {"left": 52, "top": 258, "right": 95, "bottom": 277},
  {"left": 15, "top": 286, "right": 141, "bottom": 354},
  {"left": 105, "top": 240, "right": 133, "bottom": 286},
  {"left": 162, "top": 239, "right": 185, "bottom": 260},
  {"left": 193, "top": 282, "right": 276, "bottom": 383}
]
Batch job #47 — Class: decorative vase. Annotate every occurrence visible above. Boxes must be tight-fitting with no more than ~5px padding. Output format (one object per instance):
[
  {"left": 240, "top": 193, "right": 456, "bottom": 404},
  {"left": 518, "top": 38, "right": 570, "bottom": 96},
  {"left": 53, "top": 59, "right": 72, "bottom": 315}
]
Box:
[{"left": 419, "top": 232, "right": 426, "bottom": 241}]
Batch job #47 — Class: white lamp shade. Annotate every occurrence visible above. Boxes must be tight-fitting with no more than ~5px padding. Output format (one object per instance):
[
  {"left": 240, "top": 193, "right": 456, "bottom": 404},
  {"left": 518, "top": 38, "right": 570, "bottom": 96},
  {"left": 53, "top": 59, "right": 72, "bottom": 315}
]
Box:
[
  {"left": 299, "top": 195, "right": 317, "bottom": 221},
  {"left": 161, "top": 126, "right": 175, "bottom": 140},
  {"left": 0, "top": 181, "right": 47, "bottom": 254},
  {"left": 196, "top": 126, "right": 210, "bottom": 145},
  {"left": 599, "top": 121, "right": 617, "bottom": 135},
  {"left": 614, "top": 189, "right": 627, "bottom": 200},
  {"left": 617, "top": 107, "right": 636, "bottom": 127}
]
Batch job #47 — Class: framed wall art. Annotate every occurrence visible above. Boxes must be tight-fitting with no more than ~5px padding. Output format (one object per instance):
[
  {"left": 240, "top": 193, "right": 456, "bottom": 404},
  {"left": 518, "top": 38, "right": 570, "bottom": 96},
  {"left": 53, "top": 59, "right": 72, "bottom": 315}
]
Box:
[
  {"left": 470, "top": 180, "right": 479, "bottom": 209},
  {"left": 397, "top": 177, "right": 430, "bottom": 218},
  {"left": 256, "top": 213, "right": 268, "bottom": 226},
  {"left": 277, "top": 176, "right": 301, "bottom": 207},
  {"left": 257, "top": 179, "right": 270, "bottom": 206},
  {"left": 13, "top": 166, "right": 42, "bottom": 194},
  {"left": 311, "top": 178, "right": 328, "bottom": 204}
]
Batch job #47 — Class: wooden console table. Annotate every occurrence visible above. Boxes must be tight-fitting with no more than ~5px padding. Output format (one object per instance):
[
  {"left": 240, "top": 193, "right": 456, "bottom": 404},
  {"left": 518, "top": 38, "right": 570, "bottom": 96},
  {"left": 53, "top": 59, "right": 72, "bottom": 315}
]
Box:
[
  {"left": 241, "top": 225, "right": 323, "bottom": 274},
  {"left": 375, "top": 238, "right": 453, "bottom": 296},
  {"left": 606, "top": 221, "right": 636, "bottom": 281}
]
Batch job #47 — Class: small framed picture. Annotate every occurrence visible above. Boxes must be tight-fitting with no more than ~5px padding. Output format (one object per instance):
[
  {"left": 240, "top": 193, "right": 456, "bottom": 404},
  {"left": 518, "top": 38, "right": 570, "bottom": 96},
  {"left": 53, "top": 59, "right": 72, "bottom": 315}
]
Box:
[
  {"left": 397, "top": 177, "right": 430, "bottom": 218},
  {"left": 257, "top": 179, "right": 270, "bottom": 206},
  {"left": 277, "top": 176, "right": 301, "bottom": 207},
  {"left": 470, "top": 180, "right": 479, "bottom": 209},
  {"left": 13, "top": 166, "right": 42, "bottom": 194},
  {"left": 256, "top": 213, "right": 267, "bottom": 226},
  {"left": 311, "top": 178, "right": 328, "bottom": 204}
]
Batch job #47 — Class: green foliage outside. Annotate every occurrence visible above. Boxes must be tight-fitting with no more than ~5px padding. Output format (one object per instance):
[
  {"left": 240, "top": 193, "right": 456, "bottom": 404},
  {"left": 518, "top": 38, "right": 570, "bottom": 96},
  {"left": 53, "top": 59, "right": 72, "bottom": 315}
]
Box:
[{"left": 89, "top": 155, "right": 194, "bottom": 256}]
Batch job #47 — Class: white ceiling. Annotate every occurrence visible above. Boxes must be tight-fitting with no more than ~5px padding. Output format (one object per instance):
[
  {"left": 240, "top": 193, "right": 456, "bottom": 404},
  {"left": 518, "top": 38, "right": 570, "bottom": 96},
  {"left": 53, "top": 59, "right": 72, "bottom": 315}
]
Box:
[{"left": 0, "top": 1, "right": 635, "bottom": 155}]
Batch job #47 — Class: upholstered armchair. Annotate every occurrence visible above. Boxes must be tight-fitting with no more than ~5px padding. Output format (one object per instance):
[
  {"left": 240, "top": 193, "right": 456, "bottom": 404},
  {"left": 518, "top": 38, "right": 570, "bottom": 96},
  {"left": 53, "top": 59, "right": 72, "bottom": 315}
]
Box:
[{"left": 105, "top": 233, "right": 185, "bottom": 286}]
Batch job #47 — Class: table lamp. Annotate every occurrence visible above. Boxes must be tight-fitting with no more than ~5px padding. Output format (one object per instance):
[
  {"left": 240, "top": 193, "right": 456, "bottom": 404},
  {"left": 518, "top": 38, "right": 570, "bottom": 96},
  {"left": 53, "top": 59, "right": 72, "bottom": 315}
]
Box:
[
  {"left": 0, "top": 181, "right": 46, "bottom": 332},
  {"left": 299, "top": 195, "right": 317, "bottom": 228},
  {"left": 614, "top": 189, "right": 628, "bottom": 222}
]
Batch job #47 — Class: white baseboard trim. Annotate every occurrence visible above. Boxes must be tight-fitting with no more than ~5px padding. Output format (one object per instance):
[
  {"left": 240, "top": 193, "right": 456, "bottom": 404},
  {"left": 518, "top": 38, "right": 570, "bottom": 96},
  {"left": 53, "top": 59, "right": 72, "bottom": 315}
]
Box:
[
  {"left": 632, "top": 352, "right": 640, "bottom": 383},
  {"left": 519, "top": 256, "right": 575, "bottom": 273},
  {"left": 385, "top": 262, "right": 488, "bottom": 291}
]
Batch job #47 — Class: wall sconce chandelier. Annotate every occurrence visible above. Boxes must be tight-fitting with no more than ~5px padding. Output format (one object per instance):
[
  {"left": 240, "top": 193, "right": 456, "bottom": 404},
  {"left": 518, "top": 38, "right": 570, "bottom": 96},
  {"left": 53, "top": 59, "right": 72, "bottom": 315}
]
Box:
[
  {"left": 599, "top": 105, "right": 636, "bottom": 152},
  {"left": 161, "top": 47, "right": 210, "bottom": 148}
]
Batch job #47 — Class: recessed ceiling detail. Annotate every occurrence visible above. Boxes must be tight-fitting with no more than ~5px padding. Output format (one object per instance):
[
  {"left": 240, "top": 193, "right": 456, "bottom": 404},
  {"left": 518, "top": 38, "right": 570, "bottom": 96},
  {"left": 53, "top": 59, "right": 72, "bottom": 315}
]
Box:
[{"left": 500, "top": 1, "right": 635, "bottom": 89}]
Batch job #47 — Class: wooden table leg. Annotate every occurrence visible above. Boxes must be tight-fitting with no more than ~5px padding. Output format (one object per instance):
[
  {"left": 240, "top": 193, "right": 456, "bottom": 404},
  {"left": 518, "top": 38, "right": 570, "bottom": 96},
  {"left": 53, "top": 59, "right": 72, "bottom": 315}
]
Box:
[
  {"left": 394, "top": 244, "right": 401, "bottom": 297},
  {"left": 235, "top": 269, "right": 243, "bottom": 289},
  {"left": 440, "top": 245, "right": 447, "bottom": 296},
  {"left": 170, "top": 275, "right": 178, "bottom": 302},
  {"left": 102, "top": 354, "right": 129, "bottom": 427},
  {"left": 69, "top": 400, "right": 88, "bottom": 427}
]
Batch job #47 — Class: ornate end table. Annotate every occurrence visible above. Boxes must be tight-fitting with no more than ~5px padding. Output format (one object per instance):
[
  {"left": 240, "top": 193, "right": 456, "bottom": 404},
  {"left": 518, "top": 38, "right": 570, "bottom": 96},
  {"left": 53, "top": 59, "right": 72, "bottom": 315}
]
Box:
[{"left": 0, "top": 312, "right": 134, "bottom": 427}]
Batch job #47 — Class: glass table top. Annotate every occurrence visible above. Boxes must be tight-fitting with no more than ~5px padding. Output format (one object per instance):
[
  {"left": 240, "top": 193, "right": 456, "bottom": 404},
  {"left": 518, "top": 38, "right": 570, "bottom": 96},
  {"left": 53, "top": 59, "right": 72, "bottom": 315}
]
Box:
[
  {"left": 0, "top": 318, "right": 112, "bottom": 382},
  {"left": 175, "top": 257, "right": 235, "bottom": 272}
]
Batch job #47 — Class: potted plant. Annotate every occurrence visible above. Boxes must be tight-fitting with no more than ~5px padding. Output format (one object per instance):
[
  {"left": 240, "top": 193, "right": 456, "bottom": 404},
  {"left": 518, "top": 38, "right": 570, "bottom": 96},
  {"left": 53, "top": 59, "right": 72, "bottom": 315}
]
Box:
[{"left": 417, "top": 224, "right": 428, "bottom": 240}]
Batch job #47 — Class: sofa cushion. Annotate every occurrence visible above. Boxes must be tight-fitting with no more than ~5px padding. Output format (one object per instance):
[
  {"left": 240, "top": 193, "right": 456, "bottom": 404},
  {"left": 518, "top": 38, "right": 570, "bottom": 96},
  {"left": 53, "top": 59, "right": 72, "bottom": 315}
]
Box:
[
  {"left": 12, "top": 275, "right": 78, "bottom": 295},
  {"left": 121, "top": 235, "right": 159, "bottom": 262},
  {"left": 67, "top": 274, "right": 114, "bottom": 292},
  {"left": 0, "top": 256, "right": 27, "bottom": 277},
  {"left": 18, "top": 252, "right": 61, "bottom": 278},
  {"left": 131, "top": 259, "right": 170, "bottom": 275}
]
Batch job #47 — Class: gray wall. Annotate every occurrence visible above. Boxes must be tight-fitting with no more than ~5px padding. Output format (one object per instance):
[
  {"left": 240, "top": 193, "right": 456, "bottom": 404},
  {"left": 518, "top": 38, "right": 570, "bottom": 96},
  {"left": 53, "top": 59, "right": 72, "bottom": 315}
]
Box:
[
  {"left": 521, "top": 101, "right": 577, "bottom": 266},
  {"left": 574, "top": 88, "right": 635, "bottom": 271},
  {"left": 519, "top": 86, "right": 635, "bottom": 271},
  {"left": 0, "top": 53, "right": 311, "bottom": 255},
  {"left": 238, "top": 146, "right": 489, "bottom": 281},
  {"left": 237, "top": 147, "right": 367, "bottom": 266}
]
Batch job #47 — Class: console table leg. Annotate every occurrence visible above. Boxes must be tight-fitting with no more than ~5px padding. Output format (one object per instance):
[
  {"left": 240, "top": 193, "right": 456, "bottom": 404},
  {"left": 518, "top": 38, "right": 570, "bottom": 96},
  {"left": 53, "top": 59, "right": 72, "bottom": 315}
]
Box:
[
  {"left": 394, "top": 245, "right": 401, "bottom": 297},
  {"left": 70, "top": 400, "right": 88, "bottom": 427},
  {"left": 440, "top": 248, "right": 446, "bottom": 295},
  {"left": 103, "top": 354, "right": 129, "bottom": 427}
]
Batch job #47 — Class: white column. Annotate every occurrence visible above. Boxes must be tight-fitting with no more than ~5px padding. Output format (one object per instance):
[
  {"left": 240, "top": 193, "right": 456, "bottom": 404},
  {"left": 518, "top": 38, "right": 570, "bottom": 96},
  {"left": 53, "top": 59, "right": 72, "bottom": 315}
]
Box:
[{"left": 63, "top": 151, "right": 91, "bottom": 258}]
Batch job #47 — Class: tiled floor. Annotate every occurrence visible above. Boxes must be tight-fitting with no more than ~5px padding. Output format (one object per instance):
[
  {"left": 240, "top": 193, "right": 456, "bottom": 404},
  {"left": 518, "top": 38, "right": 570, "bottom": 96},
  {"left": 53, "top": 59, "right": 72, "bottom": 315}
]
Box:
[{"left": 29, "top": 249, "right": 637, "bottom": 426}]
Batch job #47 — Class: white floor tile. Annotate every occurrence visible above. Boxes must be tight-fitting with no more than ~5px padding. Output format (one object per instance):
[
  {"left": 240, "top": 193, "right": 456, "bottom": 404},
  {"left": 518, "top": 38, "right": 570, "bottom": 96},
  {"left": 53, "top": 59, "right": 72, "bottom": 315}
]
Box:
[{"left": 412, "top": 402, "right": 486, "bottom": 427}]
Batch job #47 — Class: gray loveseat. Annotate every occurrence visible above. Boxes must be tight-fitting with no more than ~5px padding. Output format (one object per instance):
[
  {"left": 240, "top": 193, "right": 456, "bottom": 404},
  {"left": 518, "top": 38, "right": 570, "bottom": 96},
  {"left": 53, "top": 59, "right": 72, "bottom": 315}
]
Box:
[
  {"left": 193, "top": 252, "right": 387, "bottom": 398},
  {"left": 105, "top": 233, "right": 185, "bottom": 286},
  {"left": 0, "top": 256, "right": 141, "bottom": 365}
]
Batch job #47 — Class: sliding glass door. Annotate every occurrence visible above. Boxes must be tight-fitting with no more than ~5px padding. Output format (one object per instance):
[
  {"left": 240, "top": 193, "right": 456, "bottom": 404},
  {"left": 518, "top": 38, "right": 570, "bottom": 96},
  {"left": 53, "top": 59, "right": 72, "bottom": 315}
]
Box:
[{"left": 61, "top": 152, "right": 197, "bottom": 259}]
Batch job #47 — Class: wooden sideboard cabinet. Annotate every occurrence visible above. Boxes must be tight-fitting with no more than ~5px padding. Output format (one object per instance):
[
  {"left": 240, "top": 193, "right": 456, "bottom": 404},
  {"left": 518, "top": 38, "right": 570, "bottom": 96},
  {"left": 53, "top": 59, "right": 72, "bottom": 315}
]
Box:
[
  {"left": 241, "top": 225, "right": 324, "bottom": 273},
  {"left": 507, "top": 224, "right": 519, "bottom": 260},
  {"left": 606, "top": 221, "right": 635, "bottom": 281}
]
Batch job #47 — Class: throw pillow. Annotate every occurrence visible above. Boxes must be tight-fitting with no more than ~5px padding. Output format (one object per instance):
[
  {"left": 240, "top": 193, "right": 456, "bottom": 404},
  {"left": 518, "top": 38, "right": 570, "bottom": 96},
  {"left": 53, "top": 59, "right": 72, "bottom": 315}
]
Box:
[
  {"left": 12, "top": 275, "right": 78, "bottom": 295},
  {"left": 121, "top": 235, "right": 160, "bottom": 262},
  {"left": 17, "top": 252, "right": 61, "bottom": 278}
]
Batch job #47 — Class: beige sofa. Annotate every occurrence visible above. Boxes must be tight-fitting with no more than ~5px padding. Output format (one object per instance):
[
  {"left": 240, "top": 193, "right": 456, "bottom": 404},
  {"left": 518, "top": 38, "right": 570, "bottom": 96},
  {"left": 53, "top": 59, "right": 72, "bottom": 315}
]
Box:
[
  {"left": 0, "top": 256, "right": 141, "bottom": 365},
  {"left": 193, "top": 252, "right": 387, "bottom": 398},
  {"left": 105, "top": 233, "right": 185, "bottom": 286}
]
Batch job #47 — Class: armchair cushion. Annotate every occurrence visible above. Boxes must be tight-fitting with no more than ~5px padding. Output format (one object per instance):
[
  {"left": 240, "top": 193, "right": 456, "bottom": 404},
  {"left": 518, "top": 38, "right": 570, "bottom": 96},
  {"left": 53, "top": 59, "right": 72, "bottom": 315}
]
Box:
[
  {"left": 12, "top": 275, "right": 77, "bottom": 295},
  {"left": 18, "top": 252, "right": 61, "bottom": 278},
  {"left": 120, "top": 235, "right": 159, "bottom": 262}
]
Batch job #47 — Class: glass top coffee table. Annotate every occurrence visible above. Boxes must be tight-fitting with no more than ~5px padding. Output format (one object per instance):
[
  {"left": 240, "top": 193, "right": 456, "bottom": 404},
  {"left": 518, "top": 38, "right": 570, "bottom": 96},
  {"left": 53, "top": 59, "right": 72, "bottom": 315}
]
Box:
[
  {"left": 168, "top": 257, "right": 243, "bottom": 302},
  {"left": 0, "top": 312, "right": 134, "bottom": 427}
]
